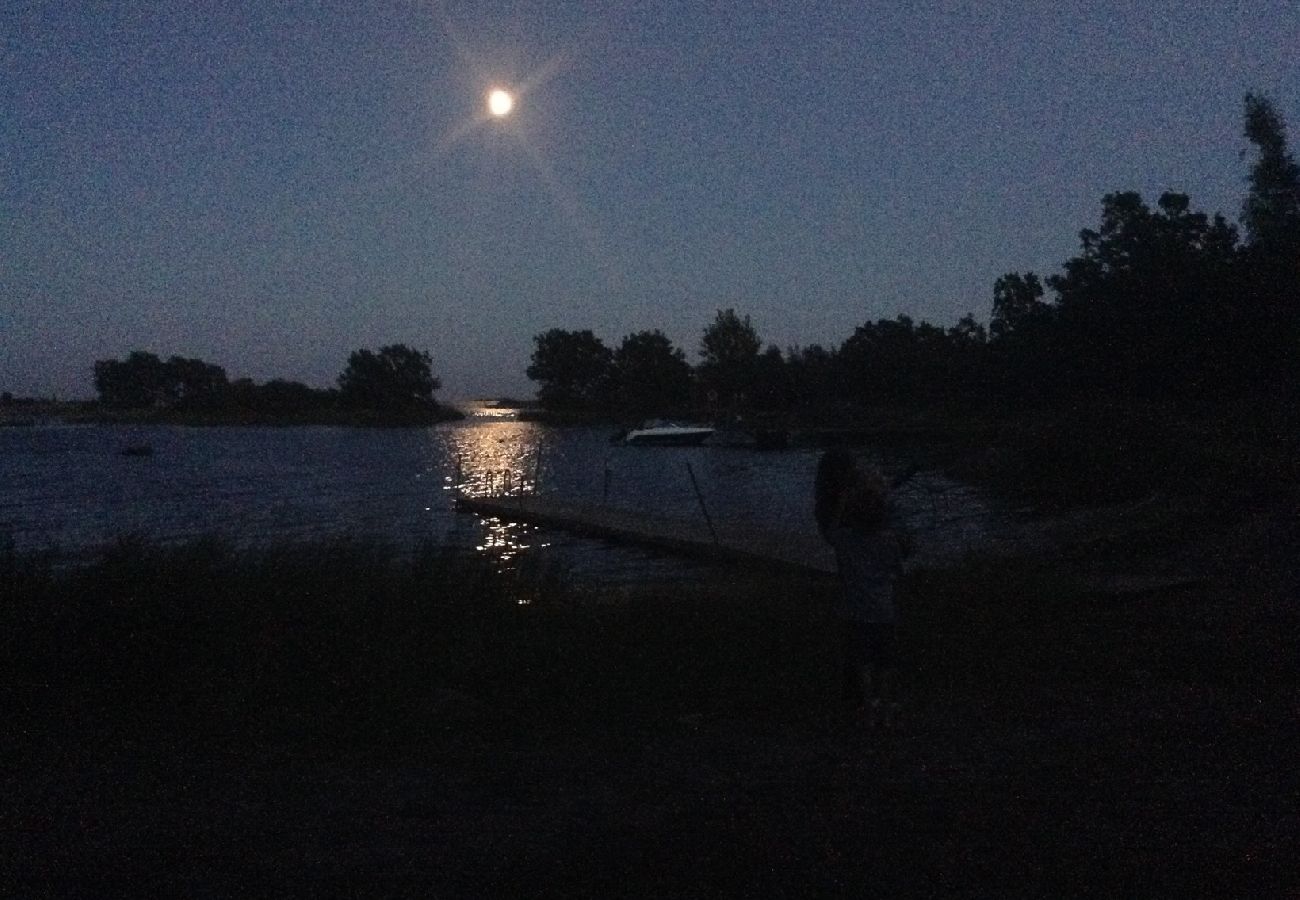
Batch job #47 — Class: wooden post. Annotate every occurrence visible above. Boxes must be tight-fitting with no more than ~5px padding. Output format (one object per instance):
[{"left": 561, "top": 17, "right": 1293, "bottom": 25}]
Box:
[
  {"left": 685, "top": 461, "right": 718, "bottom": 544},
  {"left": 533, "top": 442, "right": 543, "bottom": 494}
]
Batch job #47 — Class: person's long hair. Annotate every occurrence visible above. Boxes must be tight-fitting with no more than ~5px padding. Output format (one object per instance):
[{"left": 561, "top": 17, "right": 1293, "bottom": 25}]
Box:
[{"left": 815, "top": 449, "right": 888, "bottom": 534}]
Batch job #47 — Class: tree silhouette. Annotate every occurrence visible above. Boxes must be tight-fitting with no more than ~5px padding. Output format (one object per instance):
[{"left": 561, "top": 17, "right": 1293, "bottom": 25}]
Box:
[
  {"left": 168, "top": 356, "right": 229, "bottom": 409},
  {"left": 337, "top": 345, "right": 440, "bottom": 410},
  {"left": 611, "top": 330, "right": 692, "bottom": 416},
  {"left": 697, "top": 308, "right": 761, "bottom": 411},
  {"left": 785, "top": 344, "right": 839, "bottom": 411},
  {"left": 950, "top": 313, "right": 988, "bottom": 346},
  {"left": 1242, "top": 93, "right": 1300, "bottom": 256},
  {"left": 837, "top": 316, "right": 933, "bottom": 403},
  {"left": 750, "top": 344, "right": 791, "bottom": 410},
  {"left": 1041, "top": 191, "right": 1239, "bottom": 404},
  {"left": 527, "top": 329, "right": 614, "bottom": 412},
  {"left": 990, "top": 273, "right": 1047, "bottom": 341},
  {"left": 94, "top": 352, "right": 167, "bottom": 408},
  {"left": 93, "top": 351, "right": 225, "bottom": 409},
  {"left": 1239, "top": 93, "right": 1300, "bottom": 412}
]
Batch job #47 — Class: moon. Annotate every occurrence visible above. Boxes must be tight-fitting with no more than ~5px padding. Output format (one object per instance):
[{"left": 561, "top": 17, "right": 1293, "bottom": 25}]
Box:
[{"left": 488, "top": 89, "right": 514, "bottom": 117}]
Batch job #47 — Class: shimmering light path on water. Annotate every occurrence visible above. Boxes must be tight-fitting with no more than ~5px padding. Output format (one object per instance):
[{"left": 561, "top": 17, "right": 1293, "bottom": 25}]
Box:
[{"left": 0, "top": 406, "right": 1012, "bottom": 581}]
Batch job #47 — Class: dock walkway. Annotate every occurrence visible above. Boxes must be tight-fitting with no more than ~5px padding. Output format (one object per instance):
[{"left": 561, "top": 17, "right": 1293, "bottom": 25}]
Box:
[{"left": 456, "top": 494, "right": 836, "bottom": 576}]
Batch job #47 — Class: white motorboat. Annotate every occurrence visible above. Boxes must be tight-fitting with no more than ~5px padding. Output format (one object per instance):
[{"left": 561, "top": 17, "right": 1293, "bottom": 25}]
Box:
[{"left": 621, "top": 420, "right": 715, "bottom": 446}]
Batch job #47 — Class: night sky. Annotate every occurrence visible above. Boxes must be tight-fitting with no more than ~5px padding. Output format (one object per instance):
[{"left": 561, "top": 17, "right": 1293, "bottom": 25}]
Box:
[{"left": 4, "top": 1, "right": 1298, "bottom": 400}]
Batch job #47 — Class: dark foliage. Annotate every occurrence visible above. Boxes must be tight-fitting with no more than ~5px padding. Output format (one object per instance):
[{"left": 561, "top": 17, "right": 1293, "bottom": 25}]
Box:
[
  {"left": 89, "top": 345, "right": 452, "bottom": 424},
  {"left": 1242, "top": 93, "right": 1300, "bottom": 256},
  {"left": 94, "top": 352, "right": 229, "bottom": 410},
  {"left": 526, "top": 329, "right": 615, "bottom": 412},
  {"left": 1042, "top": 191, "right": 1242, "bottom": 407},
  {"left": 337, "top": 344, "right": 441, "bottom": 411},
  {"left": 610, "top": 330, "right": 693, "bottom": 417},
  {"left": 696, "top": 308, "right": 762, "bottom": 411},
  {"left": 520, "top": 97, "right": 1297, "bottom": 437}
]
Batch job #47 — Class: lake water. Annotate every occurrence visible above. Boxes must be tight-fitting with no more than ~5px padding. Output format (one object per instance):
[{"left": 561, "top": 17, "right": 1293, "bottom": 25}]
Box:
[{"left": 0, "top": 405, "right": 1014, "bottom": 582}]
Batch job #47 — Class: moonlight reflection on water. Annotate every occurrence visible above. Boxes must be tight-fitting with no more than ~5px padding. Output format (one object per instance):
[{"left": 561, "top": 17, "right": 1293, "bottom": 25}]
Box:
[
  {"left": 438, "top": 415, "right": 556, "bottom": 583},
  {"left": 442, "top": 416, "right": 545, "bottom": 499},
  {"left": 1, "top": 407, "right": 1017, "bottom": 583}
]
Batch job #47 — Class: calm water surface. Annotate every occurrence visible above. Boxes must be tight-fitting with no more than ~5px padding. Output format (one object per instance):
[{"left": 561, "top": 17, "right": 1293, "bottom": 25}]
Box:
[{"left": 0, "top": 407, "right": 1009, "bottom": 580}]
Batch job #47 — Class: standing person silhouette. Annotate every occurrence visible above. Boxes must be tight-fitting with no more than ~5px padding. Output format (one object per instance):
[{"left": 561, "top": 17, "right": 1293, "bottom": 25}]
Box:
[{"left": 814, "top": 449, "right": 910, "bottom": 726}]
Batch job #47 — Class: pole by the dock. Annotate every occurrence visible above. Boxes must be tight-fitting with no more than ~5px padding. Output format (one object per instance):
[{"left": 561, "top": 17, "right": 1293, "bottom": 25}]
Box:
[
  {"left": 685, "top": 461, "right": 718, "bottom": 544},
  {"left": 533, "top": 442, "right": 543, "bottom": 494}
]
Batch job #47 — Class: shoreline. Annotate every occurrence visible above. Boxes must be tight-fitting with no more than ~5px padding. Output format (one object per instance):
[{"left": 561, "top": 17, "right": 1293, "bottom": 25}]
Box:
[
  {"left": 6, "top": 527, "right": 1295, "bottom": 894},
  {"left": 0, "top": 399, "right": 467, "bottom": 428}
]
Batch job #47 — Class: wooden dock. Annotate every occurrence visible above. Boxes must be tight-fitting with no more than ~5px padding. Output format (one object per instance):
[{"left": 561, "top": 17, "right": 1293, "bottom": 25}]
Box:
[{"left": 456, "top": 494, "right": 837, "bottom": 576}]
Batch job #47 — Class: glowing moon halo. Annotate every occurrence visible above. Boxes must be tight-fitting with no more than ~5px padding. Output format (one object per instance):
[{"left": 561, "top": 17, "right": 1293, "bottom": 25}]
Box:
[{"left": 488, "top": 89, "right": 514, "bottom": 117}]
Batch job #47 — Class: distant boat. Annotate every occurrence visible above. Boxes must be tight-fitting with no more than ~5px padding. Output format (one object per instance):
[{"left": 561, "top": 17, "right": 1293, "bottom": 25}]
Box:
[
  {"left": 621, "top": 421, "right": 715, "bottom": 447},
  {"left": 121, "top": 444, "right": 153, "bottom": 457}
]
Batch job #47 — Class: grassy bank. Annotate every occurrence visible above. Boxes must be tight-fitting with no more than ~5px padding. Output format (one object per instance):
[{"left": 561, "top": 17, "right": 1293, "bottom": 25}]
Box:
[{"left": 5, "top": 532, "right": 1295, "bottom": 895}]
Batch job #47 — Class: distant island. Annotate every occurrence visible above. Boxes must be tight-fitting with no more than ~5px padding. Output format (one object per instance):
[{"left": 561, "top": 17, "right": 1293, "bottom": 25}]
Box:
[{"left": 0, "top": 344, "right": 464, "bottom": 428}]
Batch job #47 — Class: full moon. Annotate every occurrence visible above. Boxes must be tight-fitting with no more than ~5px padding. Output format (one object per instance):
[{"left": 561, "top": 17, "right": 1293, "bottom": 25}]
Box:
[{"left": 488, "top": 89, "right": 514, "bottom": 117}]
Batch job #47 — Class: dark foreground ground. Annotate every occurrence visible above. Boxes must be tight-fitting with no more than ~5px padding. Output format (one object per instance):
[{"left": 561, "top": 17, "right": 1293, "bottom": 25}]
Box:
[{"left": 4, "top": 501, "right": 1297, "bottom": 897}]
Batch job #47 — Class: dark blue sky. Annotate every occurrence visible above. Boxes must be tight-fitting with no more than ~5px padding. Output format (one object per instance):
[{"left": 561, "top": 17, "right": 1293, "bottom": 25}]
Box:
[{"left": 4, "top": 1, "right": 1298, "bottom": 399}]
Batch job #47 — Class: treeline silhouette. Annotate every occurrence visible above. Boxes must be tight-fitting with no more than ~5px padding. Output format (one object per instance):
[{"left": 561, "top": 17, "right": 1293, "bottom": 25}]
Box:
[
  {"left": 528, "top": 95, "right": 1299, "bottom": 433},
  {"left": 91, "top": 344, "right": 459, "bottom": 424}
]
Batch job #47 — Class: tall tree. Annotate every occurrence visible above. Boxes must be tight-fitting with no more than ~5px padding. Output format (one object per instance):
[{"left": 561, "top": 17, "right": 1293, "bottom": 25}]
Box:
[
  {"left": 1239, "top": 93, "right": 1300, "bottom": 410},
  {"left": 526, "top": 329, "right": 614, "bottom": 411},
  {"left": 168, "top": 356, "right": 229, "bottom": 409},
  {"left": 990, "top": 272, "right": 1047, "bottom": 341},
  {"left": 750, "top": 344, "right": 792, "bottom": 410},
  {"left": 1041, "top": 191, "right": 1239, "bottom": 404},
  {"left": 949, "top": 313, "right": 988, "bottom": 345},
  {"left": 611, "top": 330, "right": 692, "bottom": 416},
  {"left": 836, "top": 316, "right": 927, "bottom": 403},
  {"left": 1241, "top": 93, "right": 1300, "bottom": 255},
  {"left": 697, "top": 309, "right": 761, "bottom": 410},
  {"left": 785, "top": 344, "right": 838, "bottom": 410},
  {"left": 337, "top": 345, "right": 440, "bottom": 409},
  {"left": 93, "top": 351, "right": 177, "bottom": 408}
]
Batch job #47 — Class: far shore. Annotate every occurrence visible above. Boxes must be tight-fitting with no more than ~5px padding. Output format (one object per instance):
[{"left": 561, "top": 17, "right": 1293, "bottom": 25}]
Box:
[{"left": 0, "top": 398, "right": 466, "bottom": 428}]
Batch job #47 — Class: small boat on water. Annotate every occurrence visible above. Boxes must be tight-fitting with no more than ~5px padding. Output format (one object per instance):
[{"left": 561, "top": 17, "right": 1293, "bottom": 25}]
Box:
[
  {"left": 121, "top": 444, "right": 154, "bottom": 457},
  {"left": 620, "top": 420, "right": 715, "bottom": 447}
]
